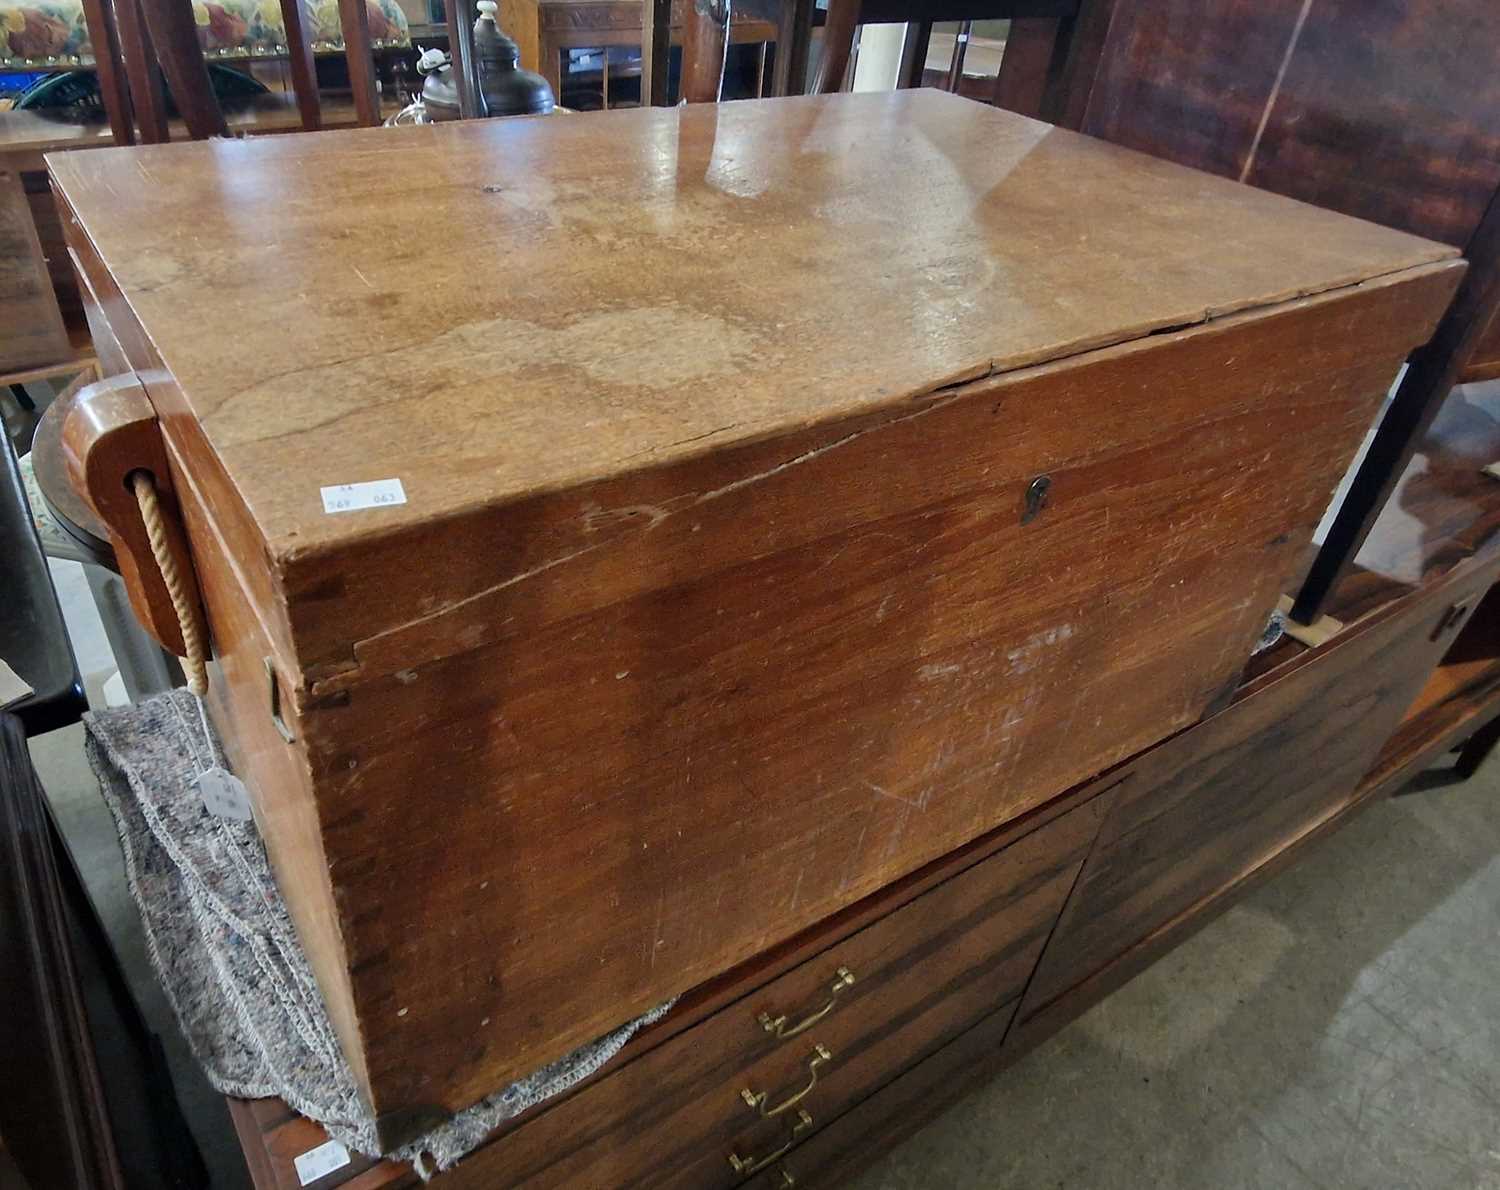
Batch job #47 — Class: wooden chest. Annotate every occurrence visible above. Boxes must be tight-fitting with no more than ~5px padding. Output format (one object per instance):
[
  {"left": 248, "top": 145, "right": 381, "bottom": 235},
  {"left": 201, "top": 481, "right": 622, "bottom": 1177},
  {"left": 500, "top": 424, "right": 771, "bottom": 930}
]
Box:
[{"left": 49, "top": 90, "right": 1461, "bottom": 1138}]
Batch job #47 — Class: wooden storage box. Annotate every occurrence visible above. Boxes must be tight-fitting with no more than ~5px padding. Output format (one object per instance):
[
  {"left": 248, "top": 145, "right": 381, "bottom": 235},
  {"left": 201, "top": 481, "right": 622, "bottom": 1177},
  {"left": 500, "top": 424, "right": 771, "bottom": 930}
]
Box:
[{"left": 49, "top": 90, "right": 1461, "bottom": 1137}]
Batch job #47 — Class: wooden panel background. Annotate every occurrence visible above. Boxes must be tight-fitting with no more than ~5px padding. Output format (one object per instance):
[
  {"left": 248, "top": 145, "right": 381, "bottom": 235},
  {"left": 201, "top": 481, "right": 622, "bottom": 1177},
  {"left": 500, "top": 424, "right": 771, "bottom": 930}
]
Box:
[
  {"left": 287, "top": 268, "right": 1454, "bottom": 1123},
  {"left": 1078, "top": 0, "right": 1500, "bottom": 249}
]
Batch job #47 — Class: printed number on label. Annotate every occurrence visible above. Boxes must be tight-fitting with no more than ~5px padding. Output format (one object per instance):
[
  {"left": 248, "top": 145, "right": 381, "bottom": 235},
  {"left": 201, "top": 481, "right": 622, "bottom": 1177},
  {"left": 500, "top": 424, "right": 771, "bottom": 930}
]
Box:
[{"left": 320, "top": 479, "right": 407, "bottom": 515}]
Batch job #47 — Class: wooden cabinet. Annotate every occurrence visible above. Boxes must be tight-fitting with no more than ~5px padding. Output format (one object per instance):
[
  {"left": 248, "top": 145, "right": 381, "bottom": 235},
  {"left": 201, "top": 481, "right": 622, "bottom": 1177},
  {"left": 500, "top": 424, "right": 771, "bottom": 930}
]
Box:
[
  {"left": 52, "top": 91, "right": 1462, "bottom": 1135},
  {"left": 1015, "top": 555, "right": 1500, "bottom": 1029},
  {"left": 227, "top": 542, "right": 1500, "bottom": 1187},
  {"left": 226, "top": 788, "right": 1111, "bottom": 1188},
  {"left": 433, "top": 794, "right": 1103, "bottom": 1189}
]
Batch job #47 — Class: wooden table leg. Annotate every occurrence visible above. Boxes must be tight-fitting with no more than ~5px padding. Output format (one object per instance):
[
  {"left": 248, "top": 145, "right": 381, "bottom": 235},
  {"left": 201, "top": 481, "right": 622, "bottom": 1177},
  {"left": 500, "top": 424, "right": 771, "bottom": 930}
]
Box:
[
  {"left": 76, "top": 0, "right": 135, "bottom": 144},
  {"left": 641, "top": 0, "right": 672, "bottom": 105},
  {"left": 773, "top": 0, "right": 815, "bottom": 95},
  {"left": 112, "top": 0, "right": 170, "bottom": 143},
  {"left": 335, "top": 0, "right": 382, "bottom": 126},
  {"left": 279, "top": 0, "right": 323, "bottom": 129},
  {"left": 137, "top": 0, "right": 229, "bottom": 138}
]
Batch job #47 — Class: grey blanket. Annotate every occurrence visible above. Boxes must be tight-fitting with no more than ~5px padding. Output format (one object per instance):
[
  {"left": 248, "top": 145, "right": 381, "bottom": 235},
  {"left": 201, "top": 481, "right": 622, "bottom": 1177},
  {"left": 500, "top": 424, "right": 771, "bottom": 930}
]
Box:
[{"left": 85, "top": 690, "right": 669, "bottom": 1178}]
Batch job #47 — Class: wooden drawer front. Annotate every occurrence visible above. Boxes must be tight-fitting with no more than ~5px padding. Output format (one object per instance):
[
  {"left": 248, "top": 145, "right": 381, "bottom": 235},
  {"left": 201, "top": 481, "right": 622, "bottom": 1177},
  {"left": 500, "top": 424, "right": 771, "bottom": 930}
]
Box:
[
  {"left": 439, "top": 798, "right": 1102, "bottom": 1189},
  {"left": 747, "top": 999, "right": 1022, "bottom": 1190},
  {"left": 1019, "top": 560, "right": 1499, "bottom": 1020}
]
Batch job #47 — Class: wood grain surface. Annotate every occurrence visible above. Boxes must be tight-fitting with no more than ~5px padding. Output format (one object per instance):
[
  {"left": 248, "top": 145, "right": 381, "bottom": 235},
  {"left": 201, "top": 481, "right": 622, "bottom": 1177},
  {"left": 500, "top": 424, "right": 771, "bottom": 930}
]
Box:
[
  {"left": 427, "top": 795, "right": 1102, "bottom": 1189},
  {"left": 223, "top": 773, "right": 1114, "bottom": 1188},
  {"left": 1075, "top": 0, "right": 1500, "bottom": 250},
  {"left": 52, "top": 92, "right": 1465, "bottom": 1129},
  {"left": 232, "top": 379, "right": 1500, "bottom": 1188},
  {"left": 267, "top": 266, "right": 1454, "bottom": 1126},
  {"left": 48, "top": 90, "right": 1455, "bottom": 559},
  {"left": 1018, "top": 552, "right": 1500, "bottom": 1024},
  {"left": 740, "top": 996, "right": 1022, "bottom": 1189},
  {"left": 59, "top": 373, "right": 198, "bottom": 655}
]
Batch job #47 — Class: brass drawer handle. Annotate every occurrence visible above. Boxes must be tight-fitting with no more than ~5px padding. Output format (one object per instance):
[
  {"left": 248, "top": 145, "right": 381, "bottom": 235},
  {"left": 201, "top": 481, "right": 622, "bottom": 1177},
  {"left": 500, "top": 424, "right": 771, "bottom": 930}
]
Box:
[
  {"left": 758, "top": 967, "right": 855, "bottom": 1040},
  {"left": 726, "top": 1109, "right": 813, "bottom": 1178},
  {"left": 741, "top": 1044, "right": 832, "bottom": 1118}
]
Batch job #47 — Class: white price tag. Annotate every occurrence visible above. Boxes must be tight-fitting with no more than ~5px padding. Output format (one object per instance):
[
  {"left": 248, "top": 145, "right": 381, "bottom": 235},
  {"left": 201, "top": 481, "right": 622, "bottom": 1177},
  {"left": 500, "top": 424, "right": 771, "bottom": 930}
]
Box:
[
  {"left": 196, "top": 767, "right": 253, "bottom": 821},
  {"left": 320, "top": 479, "right": 407, "bottom": 515},
  {"left": 293, "top": 1139, "right": 351, "bottom": 1185}
]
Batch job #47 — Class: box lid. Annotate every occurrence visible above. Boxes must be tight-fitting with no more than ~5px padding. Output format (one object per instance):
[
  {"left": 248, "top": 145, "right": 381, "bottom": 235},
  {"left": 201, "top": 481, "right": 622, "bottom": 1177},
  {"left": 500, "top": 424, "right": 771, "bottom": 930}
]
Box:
[{"left": 49, "top": 90, "right": 1455, "bottom": 561}]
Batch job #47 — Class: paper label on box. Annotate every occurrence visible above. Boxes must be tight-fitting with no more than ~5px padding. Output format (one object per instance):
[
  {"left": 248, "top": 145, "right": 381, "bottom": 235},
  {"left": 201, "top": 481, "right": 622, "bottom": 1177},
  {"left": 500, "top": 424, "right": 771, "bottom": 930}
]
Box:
[
  {"left": 321, "top": 479, "right": 407, "bottom": 515},
  {"left": 196, "top": 767, "right": 253, "bottom": 821},
  {"left": 294, "top": 1139, "right": 351, "bottom": 1185}
]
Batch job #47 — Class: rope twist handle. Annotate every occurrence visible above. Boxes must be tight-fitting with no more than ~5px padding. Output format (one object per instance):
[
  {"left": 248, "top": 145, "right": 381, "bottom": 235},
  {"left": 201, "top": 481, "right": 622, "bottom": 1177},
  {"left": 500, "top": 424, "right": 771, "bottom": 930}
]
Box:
[{"left": 130, "top": 470, "right": 209, "bottom": 696}]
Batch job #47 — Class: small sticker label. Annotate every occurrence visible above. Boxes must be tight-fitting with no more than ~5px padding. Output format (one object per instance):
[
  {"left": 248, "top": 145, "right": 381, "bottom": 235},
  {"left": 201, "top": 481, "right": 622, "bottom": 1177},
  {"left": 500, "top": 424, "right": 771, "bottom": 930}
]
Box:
[
  {"left": 293, "top": 1139, "right": 351, "bottom": 1185},
  {"left": 196, "top": 767, "right": 253, "bottom": 821},
  {"left": 321, "top": 479, "right": 407, "bottom": 515}
]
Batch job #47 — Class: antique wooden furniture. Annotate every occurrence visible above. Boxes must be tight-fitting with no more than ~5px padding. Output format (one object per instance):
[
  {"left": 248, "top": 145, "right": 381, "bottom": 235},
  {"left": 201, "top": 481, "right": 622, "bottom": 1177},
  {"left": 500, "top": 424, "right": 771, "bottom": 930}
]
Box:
[
  {"left": 0, "top": 0, "right": 416, "bottom": 141},
  {"left": 1, "top": 161, "right": 68, "bottom": 375},
  {"left": 113, "top": 0, "right": 389, "bottom": 135},
  {"left": 499, "top": 0, "right": 774, "bottom": 104},
  {"left": 0, "top": 84, "right": 416, "bottom": 364},
  {"left": 50, "top": 89, "right": 1463, "bottom": 1144},
  {"left": 11, "top": 0, "right": 399, "bottom": 141},
  {"left": 1010, "top": 0, "right": 1500, "bottom": 629},
  {"left": 223, "top": 371, "right": 1500, "bottom": 1189},
  {"left": 0, "top": 78, "right": 100, "bottom": 388},
  {"left": 0, "top": 0, "right": 404, "bottom": 369}
]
